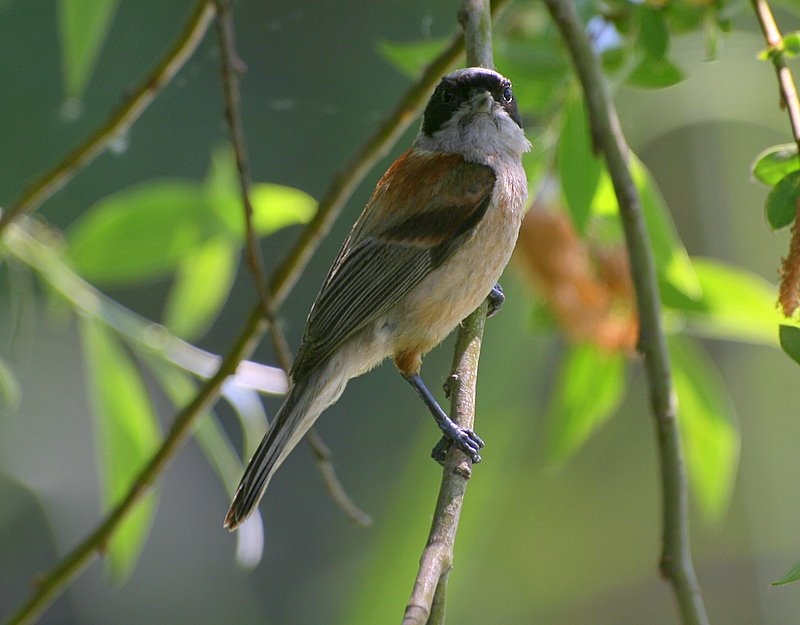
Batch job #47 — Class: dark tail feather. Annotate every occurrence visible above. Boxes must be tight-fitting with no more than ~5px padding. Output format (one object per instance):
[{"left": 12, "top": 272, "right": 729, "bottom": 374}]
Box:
[{"left": 224, "top": 377, "right": 310, "bottom": 530}]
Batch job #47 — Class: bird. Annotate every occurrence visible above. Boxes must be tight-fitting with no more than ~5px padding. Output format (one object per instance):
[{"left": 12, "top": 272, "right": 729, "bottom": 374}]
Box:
[{"left": 224, "top": 66, "right": 531, "bottom": 530}]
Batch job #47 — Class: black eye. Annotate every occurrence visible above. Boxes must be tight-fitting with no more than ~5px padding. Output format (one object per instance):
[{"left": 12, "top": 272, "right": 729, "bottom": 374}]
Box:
[
  {"left": 441, "top": 88, "right": 454, "bottom": 103},
  {"left": 502, "top": 86, "right": 513, "bottom": 102}
]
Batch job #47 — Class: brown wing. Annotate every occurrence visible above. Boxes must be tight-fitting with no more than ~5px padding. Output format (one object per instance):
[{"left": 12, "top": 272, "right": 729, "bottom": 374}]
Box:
[{"left": 291, "top": 151, "right": 495, "bottom": 381}]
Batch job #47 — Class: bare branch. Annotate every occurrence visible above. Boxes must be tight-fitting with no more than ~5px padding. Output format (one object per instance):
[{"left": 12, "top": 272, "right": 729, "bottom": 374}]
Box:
[{"left": 542, "top": 1, "right": 709, "bottom": 624}]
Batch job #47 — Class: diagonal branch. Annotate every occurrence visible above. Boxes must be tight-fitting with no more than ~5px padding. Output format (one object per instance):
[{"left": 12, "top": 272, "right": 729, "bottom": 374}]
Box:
[
  {"left": 3, "top": 308, "right": 267, "bottom": 625},
  {"left": 0, "top": 0, "right": 217, "bottom": 237},
  {"left": 542, "top": 1, "right": 710, "bottom": 624}
]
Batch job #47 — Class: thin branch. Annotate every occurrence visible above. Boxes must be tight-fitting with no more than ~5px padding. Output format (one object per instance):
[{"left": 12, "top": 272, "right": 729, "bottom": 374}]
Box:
[
  {"left": 751, "top": 0, "right": 800, "bottom": 317},
  {"left": 402, "top": 1, "right": 495, "bottom": 622},
  {"left": 3, "top": 308, "right": 267, "bottom": 625},
  {"left": 0, "top": 0, "right": 216, "bottom": 237},
  {"left": 213, "top": 0, "right": 272, "bottom": 317},
  {"left": 752, "top": 0, "right": 800, "bottom": 152},
  {"left": 401, "top": 304, "right": 488, "bottom": 625},
  {"left": 542, "top": 2, "right": 709, "bottom": 624},
  {"left": 213, "top": 0, "right": 370, "bottom": 526}
]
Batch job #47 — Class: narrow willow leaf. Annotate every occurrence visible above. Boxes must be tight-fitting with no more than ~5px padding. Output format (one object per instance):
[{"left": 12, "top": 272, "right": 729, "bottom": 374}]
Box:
[
  {"left": 81, "top": 319, "right": 160, "bottom": 580},
  {"left": 638, "top": 5, "right": 669, "bottom": 60},
  {"left": 558, "top": 98, "right": 602, "bottom": 234},
  {"left": 163, "top": 236, "right": 239, "bottom": 341},
  {"left": 376, "top": 38, "right": 449, "bottom": 77},
  {"left": 773, "top": 558, "right": 800, "bottom": 585},
  {"left": 779, "top": 325, "right": 800, "bottom": 366},
  {"left": 67, "top": 181, "right": 218, "bottom": 283},
  {"left": 59, "top": 0, "right": 121, "bottom": 98},
  {"left": 765, "top": 170, "right": 800, "bottom": 231},
  {"left": 632, "top": 156, "right": 702, "bottom": 299},
  {"left": 591, "top": 156, "right": 701, "bottom": 299},
  {"left": 0, "top": 356, "right": 21, "bottom": 412},
  {"left": 784, "top": 32, "right": 800, "bottom": 57},
  {"left": 144, "top": 356, "right": 266, "bottom": 568},
  {"left": 662, "top": 258, "right": 779, "bottom": 345},
  {"left": 751, "top": 143, "right": 800, "bottom": 187},
  {"left": 546, "top": 342, "right": 626, "bottom": 464},
  {"left": 669, "top": 336, "right": 739, "bottom": 520}
]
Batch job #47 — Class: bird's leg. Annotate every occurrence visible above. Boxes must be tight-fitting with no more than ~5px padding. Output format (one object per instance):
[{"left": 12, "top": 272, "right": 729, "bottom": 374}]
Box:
[
  {"left": 404, "top": 373, "right": 484, "bottom": 464},
  {"left": 487, "top": 282, "right": 504, "bottom": 318}
]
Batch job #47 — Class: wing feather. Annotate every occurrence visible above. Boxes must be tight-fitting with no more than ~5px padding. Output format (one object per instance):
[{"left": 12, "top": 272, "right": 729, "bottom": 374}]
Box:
[{"left": 291, "top": 151, "right": 496, "bottom": 381}]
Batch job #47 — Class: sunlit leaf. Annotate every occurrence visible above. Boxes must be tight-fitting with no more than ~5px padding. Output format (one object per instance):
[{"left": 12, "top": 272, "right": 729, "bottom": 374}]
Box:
[
  {"left": 546, "top": 342, "right": 626, "bottom": 464},
  {"left": 250, "top": 184, "right": 316, "bottom": 236},
  {"left": 81, "top": 319, "right": 160, "bottom": 580},
  {"left": 751, "top": 143, "right": 800, "bottom": 187},
  {"left": 627, "top": 55, "right": 684, "bottom": 88},
  {"left": 67, "top": 181, "right": 218, "bottom": 283},
  {"left": 784, "top": 32, "right": 800, "bottom": 57},
  {"left": 773, "top": 558, "right": 800, "bottom": 585},
  {"left": 765, "top": 170, "right": 800, "bottom": 231},
  {"left": 779, "top": 324, "right": 800, "bottom": 366},
  {"left": 163, "top": 236, "right": 239, "bottom": 341},
  {"left": 376, "top": 38, "right": 449, "bottom": 77},
  {"left": 558, "top": 97, "right": 602, "bottom": 234},
  {"left": 669, "top": 335, "right": 739, "bottom": 520},
  {"left": 662, "top": 258, "right": 779, "bottom": 345},
  {"left": 59, "top": 0, "right": 121, "bottom": 99}
]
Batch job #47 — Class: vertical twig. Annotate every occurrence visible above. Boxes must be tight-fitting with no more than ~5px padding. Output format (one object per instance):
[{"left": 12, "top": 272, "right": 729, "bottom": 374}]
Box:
[
  {"left": 542, "top": 2, "right": 709, "bottom": 624},
  {"left": 401, "top": 1, "right": 495, "bottom": 623},
  {"left": 213, "top": 0, "right": 370, "bottom": 526}
]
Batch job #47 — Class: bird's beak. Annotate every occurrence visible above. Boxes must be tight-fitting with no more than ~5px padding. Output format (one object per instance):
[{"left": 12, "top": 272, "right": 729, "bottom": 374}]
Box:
[{"left": 470, "top": 90, "right": 494, "bottom": 114}]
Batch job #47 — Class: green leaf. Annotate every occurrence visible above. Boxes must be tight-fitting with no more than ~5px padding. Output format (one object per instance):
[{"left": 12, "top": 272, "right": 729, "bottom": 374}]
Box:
[
  {"left": 81, "top": 319, "right": 160, "bottom": 580},
  {"left": 633, "top": 156, "right": 702, "bottom": 299},
  {"left": 765, "top": 170, "right": 800, "bottom": 230},
  {"left": 662, "top": 258, "right": 779, "bottom": 345},
  {"left": 163, "top": 236, "right": 239, "bottom": 340},
  {"left": 204, "top": 147, "right": 316, "bottom": 238},
  {"left": 627, "top": 55, "right": 684, "bottom": 89},
  {"left": 546, "top": 342, "right": 626, "bottom": 464},
  {"left": 670, "top": 335, "right": 739, "bottom": 520},
  {"left": 773, "top": 558, "right": 800, "bottom": 585},
  {"left": 784, "top": 32, "right": 800, "bottom": 57},
  {"left": 67, "top": 181, "right": 217, "bottom": 284},
  {"left": 751, "top": 143, "right": 800, "bottom": 187},
  {"left": 376, "top": 38, "right": 449, "bottom": 77},
  {"left": 250, "top": 184, "right": 316, "bottom": 236},
  {"left": 589, "top": 157, "right": 701, "bottom": 299},
  {"left": 558, "top": 97, "right": 602, "bottom": 234},
  {"left": 0, "top": 356, "right": 21, "bottom": 413},
  {"left": 638, "top": 6, "right": 669, "bottom": 60},
  {"left": 779, "top": 324, "right": 800, "bottom": 365},
  {"left": 59, "top": 0, "right": 121, "bottom": 99}
]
